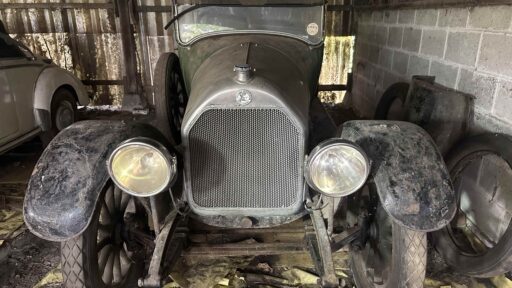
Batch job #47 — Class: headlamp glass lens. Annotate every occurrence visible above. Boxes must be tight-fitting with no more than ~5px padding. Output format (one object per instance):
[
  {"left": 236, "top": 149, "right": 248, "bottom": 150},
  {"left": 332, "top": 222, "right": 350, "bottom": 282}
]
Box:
[
  {"left": 110, "top": 144, "right": 172, "bottom": 196},
  {"left": 308, "top": 144, "right": 368, "bottom": 196}
]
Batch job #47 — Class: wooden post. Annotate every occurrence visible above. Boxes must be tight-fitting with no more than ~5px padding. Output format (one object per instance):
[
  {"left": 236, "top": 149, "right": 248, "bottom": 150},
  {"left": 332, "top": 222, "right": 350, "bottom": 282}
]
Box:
[{"left": 116, "top": 0, "right": 145, "bottom": 110}]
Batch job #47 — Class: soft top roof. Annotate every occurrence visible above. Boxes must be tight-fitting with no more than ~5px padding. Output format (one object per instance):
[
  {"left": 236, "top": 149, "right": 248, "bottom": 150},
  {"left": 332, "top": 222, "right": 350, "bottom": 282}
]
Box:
[{"left": 175, "top": 0, "right": 324, "bottom": 6}]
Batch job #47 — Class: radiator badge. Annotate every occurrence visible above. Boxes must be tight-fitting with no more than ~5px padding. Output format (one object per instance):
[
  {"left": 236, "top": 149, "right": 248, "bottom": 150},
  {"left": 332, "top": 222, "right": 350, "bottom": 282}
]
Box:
[{"left": 235, "top": 89, "right": 252, "bottom": 106}]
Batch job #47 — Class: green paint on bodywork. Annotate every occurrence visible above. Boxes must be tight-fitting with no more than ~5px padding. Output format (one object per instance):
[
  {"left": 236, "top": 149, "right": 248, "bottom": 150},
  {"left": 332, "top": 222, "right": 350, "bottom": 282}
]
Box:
[{"left": 177, "top": 34, "right": 324, "bottom": 97}]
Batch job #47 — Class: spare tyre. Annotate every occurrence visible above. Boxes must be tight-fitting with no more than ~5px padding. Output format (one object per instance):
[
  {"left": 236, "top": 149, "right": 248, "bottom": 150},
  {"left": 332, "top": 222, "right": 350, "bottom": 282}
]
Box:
[
  {"left": 153, "top": 52, "right": 188, "bottom": 145},
  {"left": 373, "top": 82, "right": 410, "bottom": 120},
  {"left": 432, "top": 133, "right": 512, "bottom": 277}
]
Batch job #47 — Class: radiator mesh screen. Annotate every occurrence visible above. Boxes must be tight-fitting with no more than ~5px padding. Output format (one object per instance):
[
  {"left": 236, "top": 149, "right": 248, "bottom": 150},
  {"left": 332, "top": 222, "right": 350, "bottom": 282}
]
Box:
[{"left": 188, "top": 108, "right": 302, "bottom": 209}]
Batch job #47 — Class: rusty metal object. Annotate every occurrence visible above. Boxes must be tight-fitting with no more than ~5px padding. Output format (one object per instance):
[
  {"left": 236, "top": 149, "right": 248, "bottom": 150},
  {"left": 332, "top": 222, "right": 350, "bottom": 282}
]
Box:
[
  {"left": 189, "top": 212, "right": 308, "bottom": 229},
  {"left": 139, "top": 210, "right": 185, "bottom": 288},
  {"left": 305, "top": 209, "right": 339, "bottom": 287},
  {"left": 331, "top": 226, "right": 360, "bottom": 252}
]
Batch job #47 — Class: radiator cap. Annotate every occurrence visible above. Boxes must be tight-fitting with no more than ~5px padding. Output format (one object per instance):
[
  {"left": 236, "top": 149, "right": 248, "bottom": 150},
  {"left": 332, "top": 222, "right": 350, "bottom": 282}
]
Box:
[{"left": 234, "top": 64, "right": 253, "bottom": 83}]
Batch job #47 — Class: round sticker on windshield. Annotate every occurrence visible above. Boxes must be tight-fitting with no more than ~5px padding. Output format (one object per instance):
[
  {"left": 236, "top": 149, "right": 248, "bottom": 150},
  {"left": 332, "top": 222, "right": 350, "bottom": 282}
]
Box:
[{"left": 307, "top": 23, "right": 319, "bottom": 36}]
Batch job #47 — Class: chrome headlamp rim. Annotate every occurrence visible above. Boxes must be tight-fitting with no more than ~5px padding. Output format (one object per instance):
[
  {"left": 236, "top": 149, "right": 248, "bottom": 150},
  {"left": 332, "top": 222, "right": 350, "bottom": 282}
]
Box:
[
  {"left": 305, "top": 138, "right": 370, "bottom": 197},
  {"left": 107, "top": 137, "right": 177, "bottom": 197}
]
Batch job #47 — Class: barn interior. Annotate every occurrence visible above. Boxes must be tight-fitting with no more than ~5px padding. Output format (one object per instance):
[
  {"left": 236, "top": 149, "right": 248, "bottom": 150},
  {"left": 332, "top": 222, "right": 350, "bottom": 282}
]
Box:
[{"left": 1, "top": 0, "right": 512, "bottom": 287}]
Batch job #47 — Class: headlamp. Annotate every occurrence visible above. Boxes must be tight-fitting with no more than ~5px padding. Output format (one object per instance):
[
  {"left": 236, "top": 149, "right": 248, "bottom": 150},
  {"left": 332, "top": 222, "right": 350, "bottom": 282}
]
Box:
[
  {"left": 305, "top": 139, "right": 370, "bottom": 197},
  {"left": 107, "top": 137, "right": 177, "bottom": 197}
]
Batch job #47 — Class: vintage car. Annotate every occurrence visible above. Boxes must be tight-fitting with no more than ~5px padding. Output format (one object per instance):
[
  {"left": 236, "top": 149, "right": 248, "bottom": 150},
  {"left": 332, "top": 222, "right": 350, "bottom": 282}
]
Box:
[
  {"left": 23, "top": 1, "right": 455, "bottom": 287},
  {"left": 0, "top": 22, "right": 88, "bottom": 154}
]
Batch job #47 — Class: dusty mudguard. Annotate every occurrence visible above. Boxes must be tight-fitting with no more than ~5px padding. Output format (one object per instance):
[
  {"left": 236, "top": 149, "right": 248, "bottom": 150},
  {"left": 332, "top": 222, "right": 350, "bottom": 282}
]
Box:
[
  {"left": 340, "top": 120, "right": 455, "bottom": 232},
  {"left": 24, "top": 120, "right": 169, "bottom": 241}
]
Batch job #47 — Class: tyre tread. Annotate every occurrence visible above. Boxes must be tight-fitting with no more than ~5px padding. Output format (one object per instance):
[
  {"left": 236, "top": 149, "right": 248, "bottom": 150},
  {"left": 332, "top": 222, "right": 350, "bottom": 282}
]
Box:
[
  {"left": 153, "top": 52, "right": 173, "bottom": 142},
  {"left": 61, "top": 237, "right": 87, "bottom": 288},
  {"left": 401, "top": 228, "right": 427, "bottom": 288}
]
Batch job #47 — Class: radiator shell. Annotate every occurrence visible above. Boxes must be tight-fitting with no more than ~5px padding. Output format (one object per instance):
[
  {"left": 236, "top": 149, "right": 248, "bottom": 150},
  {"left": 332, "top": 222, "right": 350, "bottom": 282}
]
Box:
[{"left": 181, "top": 40, "right": 312, "bottom": 217}]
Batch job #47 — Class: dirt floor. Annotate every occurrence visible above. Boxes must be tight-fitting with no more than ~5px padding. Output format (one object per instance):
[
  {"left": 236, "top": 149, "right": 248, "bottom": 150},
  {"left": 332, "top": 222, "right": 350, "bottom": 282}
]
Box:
[{"left": 1, "top": 107, "right": 512, "bottom": 288}]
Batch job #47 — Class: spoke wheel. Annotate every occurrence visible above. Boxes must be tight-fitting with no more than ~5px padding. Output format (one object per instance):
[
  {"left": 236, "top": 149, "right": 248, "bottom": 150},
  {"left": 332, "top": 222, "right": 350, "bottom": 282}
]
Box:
[
  {"left": 95, "top": 184, "right": 133, "bottom": 286},
  {"left": 357, "top": 206, "right": 394, "bottom": 287},
  {"left": 154, "top": 53, "right": 188, "bottom": 145},
  {"left": 167, "top": 66, "right": 187, "bottom": 143},
  {"left": 350, "top": 185, "right": 427, "bottom": 288},
  {"left": 61, "top": 181, "right": 145, "bottom": 288}
]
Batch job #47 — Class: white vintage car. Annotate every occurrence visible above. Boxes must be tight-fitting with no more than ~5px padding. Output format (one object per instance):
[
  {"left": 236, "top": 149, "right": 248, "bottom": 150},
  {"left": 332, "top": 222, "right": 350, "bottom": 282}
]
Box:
[{"left": 0, "top": 28, "right": 89, "bottom": 154}]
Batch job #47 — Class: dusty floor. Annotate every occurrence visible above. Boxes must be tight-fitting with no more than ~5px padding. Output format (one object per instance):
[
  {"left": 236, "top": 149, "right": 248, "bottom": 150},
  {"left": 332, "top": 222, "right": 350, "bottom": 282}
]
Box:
[
  {"left": 0, "top": 139, "right": 61, "bottom": 288},
  {"left": 0, "top": 107, "right": 512, "bottom": 288}
]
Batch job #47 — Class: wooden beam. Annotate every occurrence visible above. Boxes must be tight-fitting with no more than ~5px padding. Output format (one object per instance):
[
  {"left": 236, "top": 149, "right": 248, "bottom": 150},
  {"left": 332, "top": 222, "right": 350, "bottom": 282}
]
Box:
[
  {"left": 185, "top": 242, "right": 308, "bottom": 257},
  {"left": 326, "top": 4, "right": 353, "bottom": 11},
  {"left": 0, "top": 3, "right": 113, "bottom": 9},
  {"left": 352, "top": 0, "right": 512, "bottom": 10},
  {"left": 136, "top": 5, "right": 174, "bottom": 12},
  {"left": 82, "top": 80, "right": 124, "bottom": 86},
  {"left": 318, "top": 84, "right": 347, "bottom": 91}
]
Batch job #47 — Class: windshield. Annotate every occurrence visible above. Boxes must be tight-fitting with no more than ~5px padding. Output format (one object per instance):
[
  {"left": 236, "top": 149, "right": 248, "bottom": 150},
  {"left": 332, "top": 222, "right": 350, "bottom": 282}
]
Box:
[{"left": 176, "top": 5, "right": 324, "bottom": 45}]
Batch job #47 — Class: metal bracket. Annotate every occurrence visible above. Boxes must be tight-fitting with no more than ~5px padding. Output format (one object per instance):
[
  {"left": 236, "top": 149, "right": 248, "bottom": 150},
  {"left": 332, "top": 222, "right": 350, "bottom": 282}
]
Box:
[
  {"left": 330, "top": 226, "right": 360, "bottom": 252},
  {"left": 138, "top": 211, "right": 187, "bottom": 288},
  {"left": 305, "top": 209, "right": 339, "bottom": 288}
]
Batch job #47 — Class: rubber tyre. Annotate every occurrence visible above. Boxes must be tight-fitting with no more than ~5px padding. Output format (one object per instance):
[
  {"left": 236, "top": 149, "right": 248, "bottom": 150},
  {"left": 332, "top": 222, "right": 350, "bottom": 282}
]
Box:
[
  {"left": 432, "top": 133, "right": 512, "bottom": 278},
  {"left": 374, "top": 82, "right": 410, "bottom": 120},
  {"left": 60, "top": 184, "right": 143, "bottom": 288},
  {"left": 40, "top": 88, "right": 77, "bottom": 146},
  {"left": 153, "top": 52, "right": 187, "bottom": 145},
  {"left": 51, "top": 88, "right": 77, "bottom": 133},
  {"left": 351, "top": 222, "right": 427, "bottom": 288}
]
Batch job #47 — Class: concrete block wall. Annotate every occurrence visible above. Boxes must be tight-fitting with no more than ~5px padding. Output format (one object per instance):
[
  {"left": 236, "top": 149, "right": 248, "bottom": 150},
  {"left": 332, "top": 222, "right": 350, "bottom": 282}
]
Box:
[{"left": 351, "top": 5, "right": 512, "bottom": 135}]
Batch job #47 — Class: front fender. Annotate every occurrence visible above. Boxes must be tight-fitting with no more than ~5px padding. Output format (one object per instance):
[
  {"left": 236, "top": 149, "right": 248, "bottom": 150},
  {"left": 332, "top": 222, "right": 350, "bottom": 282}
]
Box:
[
  {"left": 341, "top": 120, "right": 455, "bottom": 232},
  {"left": 33, "top": 66, "right": 89, "bottom": 112},
  {"left": 24, "top": 120, "right": 166, "bottom": 241}
]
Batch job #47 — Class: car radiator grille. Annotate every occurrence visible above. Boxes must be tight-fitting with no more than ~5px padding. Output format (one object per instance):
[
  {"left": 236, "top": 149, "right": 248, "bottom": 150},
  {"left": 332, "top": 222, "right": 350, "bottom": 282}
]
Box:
[{"left": 188, "top": 108, "right": 303, "bottom": 209}]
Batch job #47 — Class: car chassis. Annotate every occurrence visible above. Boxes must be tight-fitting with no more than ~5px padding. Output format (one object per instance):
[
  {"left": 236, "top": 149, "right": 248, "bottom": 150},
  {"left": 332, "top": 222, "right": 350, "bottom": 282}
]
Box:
[{"left": 137, "top": 205, "right": 358, "bottom": 287}]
